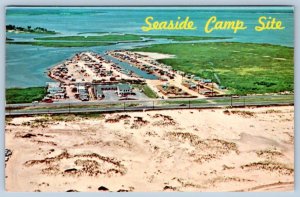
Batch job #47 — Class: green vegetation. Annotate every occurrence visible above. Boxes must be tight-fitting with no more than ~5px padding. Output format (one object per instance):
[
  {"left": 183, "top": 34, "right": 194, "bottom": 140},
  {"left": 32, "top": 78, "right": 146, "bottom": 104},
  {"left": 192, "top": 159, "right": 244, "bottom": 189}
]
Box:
[
  {"left": 141, "top": 35, "right": 230, "bottom": 41},
  {"left": 162, "top": 99, "right": 209, "bottom": 105},
  {"left": 35, "top": 34, "right": 229, "bottom": 42},
  {"left": 23, "top": 103, "right": 123, "bottom": 110},
  {"left": 231, "top": 95, "right": 294, "bottom": 103},
  {"left": 142, "top": 85, "right": 158, "bottom": 98},
  {"left": 6, "top": 24, "right": 58, "bottom": 34},
  {"left": 6, "top": 41, "right": 113, "bottom": 47},
  {"left": 133, "top": 42, "right": 294, "bottom": 95},
  {"left": 34, "top": 34, "right": 143, "bottom": 42},
  {"left": 77, "top": 31, "right": 109, "bottom": 35},
  {"left": 133, "top": 84, "right": 157, "bottom": 98},
  {"left": 6, "top": 34, "right": 144, "bottom": 47},
  {"left": 6, "top": 34, "right": 231, "bottom": 48},
  {"left": 6, "top": 87, "right": 46, "bottom": 104},
  {"left": 125, "top": 103, "right": 141, "bottom": 107},
  {"left": 77, "top": 31, "right": 120, "bottom": 35},
  {"left": 213, "top": 95, "right": 294, "bottom": 104}
]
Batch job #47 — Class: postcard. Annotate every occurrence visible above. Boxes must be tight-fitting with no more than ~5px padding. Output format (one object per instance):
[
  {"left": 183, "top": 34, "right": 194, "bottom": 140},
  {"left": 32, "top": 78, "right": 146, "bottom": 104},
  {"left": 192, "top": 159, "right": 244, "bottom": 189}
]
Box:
[{"left": 5, "top": 6, "right": 294, "bottom": 192}]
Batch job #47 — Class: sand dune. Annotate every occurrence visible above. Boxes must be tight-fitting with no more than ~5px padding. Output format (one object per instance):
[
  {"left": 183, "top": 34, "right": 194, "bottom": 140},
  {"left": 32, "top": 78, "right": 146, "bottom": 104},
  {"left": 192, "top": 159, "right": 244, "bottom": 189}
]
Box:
[{"left": 5, "top": 106, "right": 294, "bottom": 192}]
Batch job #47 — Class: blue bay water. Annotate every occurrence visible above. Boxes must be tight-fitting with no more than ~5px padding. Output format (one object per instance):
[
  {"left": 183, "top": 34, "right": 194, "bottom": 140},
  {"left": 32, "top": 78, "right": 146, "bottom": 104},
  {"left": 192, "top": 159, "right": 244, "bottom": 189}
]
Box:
[{"left": 5, "top": 7, "right": 294, "bottom": 88}]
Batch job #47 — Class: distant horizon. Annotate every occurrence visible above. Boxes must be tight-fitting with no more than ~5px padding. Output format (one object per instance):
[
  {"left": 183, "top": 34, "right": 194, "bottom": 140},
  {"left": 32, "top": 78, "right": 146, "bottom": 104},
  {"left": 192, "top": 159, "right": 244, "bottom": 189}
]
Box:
[{"left": 6, "top": 6, "right": 294, "bottom": 12}]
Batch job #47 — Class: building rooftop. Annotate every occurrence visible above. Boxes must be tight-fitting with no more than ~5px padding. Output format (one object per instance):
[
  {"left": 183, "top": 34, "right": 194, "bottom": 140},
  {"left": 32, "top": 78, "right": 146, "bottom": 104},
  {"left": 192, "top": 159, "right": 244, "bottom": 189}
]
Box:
[
  {"left": 47, "top": 82, "right": 60, "bottom": 88},
  {"left": 117, "top": 84, "right": 132, "bottom": 91},
  {"left": 98, "top": 84, "right": 117, "bottom": 89},
  {"left": 95, "top": 85, "right": 104, "bottom": 95}
]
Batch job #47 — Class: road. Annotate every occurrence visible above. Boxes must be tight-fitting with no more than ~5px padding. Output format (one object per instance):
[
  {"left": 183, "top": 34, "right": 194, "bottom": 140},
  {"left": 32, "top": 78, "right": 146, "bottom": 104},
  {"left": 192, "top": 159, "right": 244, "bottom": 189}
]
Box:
[{"left": 5, "top": 94, "right": 294, "bottom": 116}]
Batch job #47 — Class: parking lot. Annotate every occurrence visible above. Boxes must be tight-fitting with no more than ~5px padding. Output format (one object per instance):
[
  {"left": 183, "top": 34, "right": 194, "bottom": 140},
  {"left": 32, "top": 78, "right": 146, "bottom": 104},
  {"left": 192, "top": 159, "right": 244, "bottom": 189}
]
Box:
[{"left": 102, "top": 90, "right": 149, "bottom": 101}]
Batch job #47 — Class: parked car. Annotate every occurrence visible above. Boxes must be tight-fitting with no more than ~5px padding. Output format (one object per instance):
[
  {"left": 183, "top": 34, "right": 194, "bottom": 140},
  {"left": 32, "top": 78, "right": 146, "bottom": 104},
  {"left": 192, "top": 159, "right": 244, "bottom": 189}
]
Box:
[{"left": 42, "top": 98, "right": 54, "bottom": 103}]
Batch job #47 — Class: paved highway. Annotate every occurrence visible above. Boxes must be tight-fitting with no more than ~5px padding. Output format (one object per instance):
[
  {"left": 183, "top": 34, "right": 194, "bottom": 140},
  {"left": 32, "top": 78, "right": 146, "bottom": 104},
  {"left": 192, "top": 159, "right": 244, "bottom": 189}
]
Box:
[{"left": 5, "top": 94, "right": 294, "bottom": 116}]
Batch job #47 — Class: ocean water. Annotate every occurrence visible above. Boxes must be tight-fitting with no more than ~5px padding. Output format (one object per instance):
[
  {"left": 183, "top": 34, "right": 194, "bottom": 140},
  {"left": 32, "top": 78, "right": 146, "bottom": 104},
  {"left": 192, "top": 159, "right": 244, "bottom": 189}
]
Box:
[{"left": 6, "top": 7, "right": 294, "bottom": 88}]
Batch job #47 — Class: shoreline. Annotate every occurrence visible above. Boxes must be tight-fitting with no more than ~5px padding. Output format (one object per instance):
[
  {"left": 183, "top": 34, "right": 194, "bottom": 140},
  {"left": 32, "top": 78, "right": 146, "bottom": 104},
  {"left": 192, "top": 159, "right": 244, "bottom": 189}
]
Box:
[
  {"left": 5, "top": 48, "right": 294, "bottom": 104},
  {"left": 6, "top": 43, "right": 289, "bottom": 94},
  {"left": 7, "top": 30, "right": 57, "bottom": 35}
]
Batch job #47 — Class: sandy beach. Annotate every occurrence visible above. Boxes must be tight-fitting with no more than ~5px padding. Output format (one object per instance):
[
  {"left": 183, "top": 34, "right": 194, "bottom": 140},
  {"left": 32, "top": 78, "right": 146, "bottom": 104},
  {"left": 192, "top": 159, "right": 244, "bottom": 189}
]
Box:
[{"left": 5, "top": 106, "right": 294, "bottom": 192}]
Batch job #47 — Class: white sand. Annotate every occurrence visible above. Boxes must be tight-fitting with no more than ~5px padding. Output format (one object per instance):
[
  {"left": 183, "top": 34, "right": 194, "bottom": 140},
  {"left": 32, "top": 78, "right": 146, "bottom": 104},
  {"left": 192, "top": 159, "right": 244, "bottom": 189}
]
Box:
[
  {"left": 5, "top": 106, "right": 294, "bottom": 192},
  {"left": 134, "top": 52, "right": 176, "bottom": 60}
]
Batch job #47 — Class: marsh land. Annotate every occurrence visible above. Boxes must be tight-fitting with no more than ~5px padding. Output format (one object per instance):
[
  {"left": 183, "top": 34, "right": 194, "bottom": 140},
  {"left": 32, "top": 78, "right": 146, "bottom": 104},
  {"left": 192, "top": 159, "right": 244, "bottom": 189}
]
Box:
[{"left": 133, "top": 42, "right": 294, "bottom": 95}]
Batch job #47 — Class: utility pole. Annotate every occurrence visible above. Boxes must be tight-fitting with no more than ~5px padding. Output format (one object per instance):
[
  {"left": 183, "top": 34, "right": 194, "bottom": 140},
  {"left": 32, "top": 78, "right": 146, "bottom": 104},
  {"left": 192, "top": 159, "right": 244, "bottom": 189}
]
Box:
[{"left": 230, "top": 95, "right": 233, "bottom": 107}]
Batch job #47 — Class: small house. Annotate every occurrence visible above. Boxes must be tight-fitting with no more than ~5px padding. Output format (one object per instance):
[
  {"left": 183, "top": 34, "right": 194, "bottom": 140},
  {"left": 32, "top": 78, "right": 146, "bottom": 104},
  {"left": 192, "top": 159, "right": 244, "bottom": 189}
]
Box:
[
  {"left": 94, "top": 85, "right": 105, "bottom": 99},
  {"left": 194, "top": 76, "right": 201, "bottom": 81},
  {"left": 117, "top": 84, "right": 132, "bottom": 96},
  {"left": 203, "top": 79, "right": 212, "bottom": 83}
]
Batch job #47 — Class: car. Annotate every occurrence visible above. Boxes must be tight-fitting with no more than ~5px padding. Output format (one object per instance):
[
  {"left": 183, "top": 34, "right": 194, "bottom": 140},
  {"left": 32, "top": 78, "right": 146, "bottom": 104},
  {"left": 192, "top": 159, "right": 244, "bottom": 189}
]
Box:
[{"left": 42, "top": 98, "right": 54, "bottom": 103}]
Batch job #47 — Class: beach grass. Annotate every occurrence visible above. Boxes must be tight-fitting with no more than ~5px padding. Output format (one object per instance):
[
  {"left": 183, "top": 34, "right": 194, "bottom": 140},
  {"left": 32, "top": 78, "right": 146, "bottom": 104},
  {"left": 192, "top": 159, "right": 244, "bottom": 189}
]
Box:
[
  {"left": 6, "top": 87, "right": 46, "bottom": 104},
  {"left": 132, "top": 84, "right": 158, "bottom": 98},
  {"left": 133, "top": 42, "right": 294, "bottom": 95}
]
